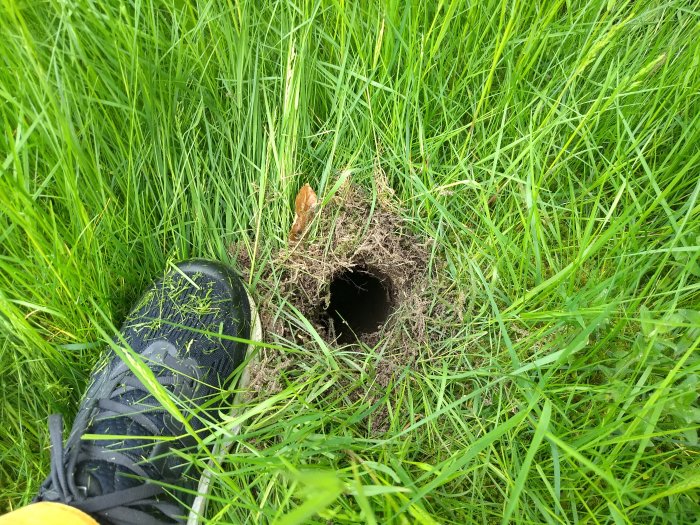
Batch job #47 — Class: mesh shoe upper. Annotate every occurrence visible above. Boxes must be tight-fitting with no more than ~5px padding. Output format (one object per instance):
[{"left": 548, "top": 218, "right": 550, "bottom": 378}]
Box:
[{"left": 36, "top": 260, "right": 252, "bottom": 525}]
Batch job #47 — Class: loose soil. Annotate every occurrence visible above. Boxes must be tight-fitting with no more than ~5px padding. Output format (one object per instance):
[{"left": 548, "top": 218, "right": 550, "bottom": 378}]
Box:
[{"left": 229, "top": 178, "right": 450, "bottom": 433}]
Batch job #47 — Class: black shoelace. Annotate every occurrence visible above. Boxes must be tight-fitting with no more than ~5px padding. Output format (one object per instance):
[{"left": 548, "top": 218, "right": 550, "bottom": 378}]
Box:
[{"left": 37, "top": 367, "right": 191, "bottom": 525}]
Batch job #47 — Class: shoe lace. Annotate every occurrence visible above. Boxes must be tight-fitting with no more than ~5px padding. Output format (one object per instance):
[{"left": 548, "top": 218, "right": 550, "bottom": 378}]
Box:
[{"left": 38, "top": 355, "right": 197, "bottom": 525}]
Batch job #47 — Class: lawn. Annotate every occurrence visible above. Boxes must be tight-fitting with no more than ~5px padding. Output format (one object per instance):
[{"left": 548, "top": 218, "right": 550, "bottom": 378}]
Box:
[{"left": 1, "top": 0, "right": 699, "bottom": 523}]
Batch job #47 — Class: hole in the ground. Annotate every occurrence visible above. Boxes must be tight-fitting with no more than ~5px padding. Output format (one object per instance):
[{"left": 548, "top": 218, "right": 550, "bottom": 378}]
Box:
[{"left": 322, "top": 265, "right": 395, "bottom": 343}]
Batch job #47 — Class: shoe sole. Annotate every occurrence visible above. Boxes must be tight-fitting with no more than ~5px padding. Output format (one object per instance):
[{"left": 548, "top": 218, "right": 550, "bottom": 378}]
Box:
[{"left": 187, "top": 286, "right": 262, "bottom": 525}]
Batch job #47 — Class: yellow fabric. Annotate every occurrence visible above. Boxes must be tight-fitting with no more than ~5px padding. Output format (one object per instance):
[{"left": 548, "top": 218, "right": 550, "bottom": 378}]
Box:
[{"left": 0, "top": 502, "right": 97, "bottom": 525}]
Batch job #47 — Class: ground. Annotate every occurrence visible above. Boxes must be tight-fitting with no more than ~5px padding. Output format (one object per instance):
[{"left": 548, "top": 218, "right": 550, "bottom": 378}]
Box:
[{"left": 0, "top": 1, "right": 699, "bottom": 523}]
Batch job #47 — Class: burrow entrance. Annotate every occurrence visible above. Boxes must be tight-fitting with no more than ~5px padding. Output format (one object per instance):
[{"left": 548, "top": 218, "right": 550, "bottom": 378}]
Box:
[
  {"left": 235, "top": 180, "right": 433, "bottom": 356},
  {"left": 237, "top": 180, "right": 450, "bottom": 433},
  {"left": 320, "top": 265, "right": 396, "bottom": 343},
  {"left": 229, "top": 180, "right": 464, "bottom": 436}
]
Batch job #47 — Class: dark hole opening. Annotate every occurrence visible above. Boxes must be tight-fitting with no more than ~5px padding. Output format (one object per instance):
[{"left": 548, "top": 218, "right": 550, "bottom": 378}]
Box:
[{"left": 322, "top": 266, "right": 395, "bottom": 343}]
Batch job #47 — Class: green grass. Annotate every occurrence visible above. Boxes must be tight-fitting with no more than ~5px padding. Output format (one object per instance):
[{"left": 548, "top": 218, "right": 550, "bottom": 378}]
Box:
[{"left": 1, "top": 0, "right": 699, "bottom": 523}]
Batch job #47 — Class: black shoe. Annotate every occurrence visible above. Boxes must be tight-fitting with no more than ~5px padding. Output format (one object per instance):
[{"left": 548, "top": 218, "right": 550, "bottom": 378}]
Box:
[{"left": 36, "top": 259, "right": 261, "bottom": 525}]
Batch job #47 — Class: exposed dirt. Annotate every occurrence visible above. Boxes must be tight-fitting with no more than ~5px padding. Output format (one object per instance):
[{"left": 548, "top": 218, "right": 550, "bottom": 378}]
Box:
[{"left": 229, "top": 176, "right": 443, "bottom": 432}]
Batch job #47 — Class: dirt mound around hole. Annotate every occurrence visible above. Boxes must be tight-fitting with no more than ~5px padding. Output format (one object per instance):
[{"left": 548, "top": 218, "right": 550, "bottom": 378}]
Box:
[
  {"left": 232, "top": 180, "right": 437, "bottom": 427},
  {"left": 274, "top": 182, "right": 427, "bottom": 350}
]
